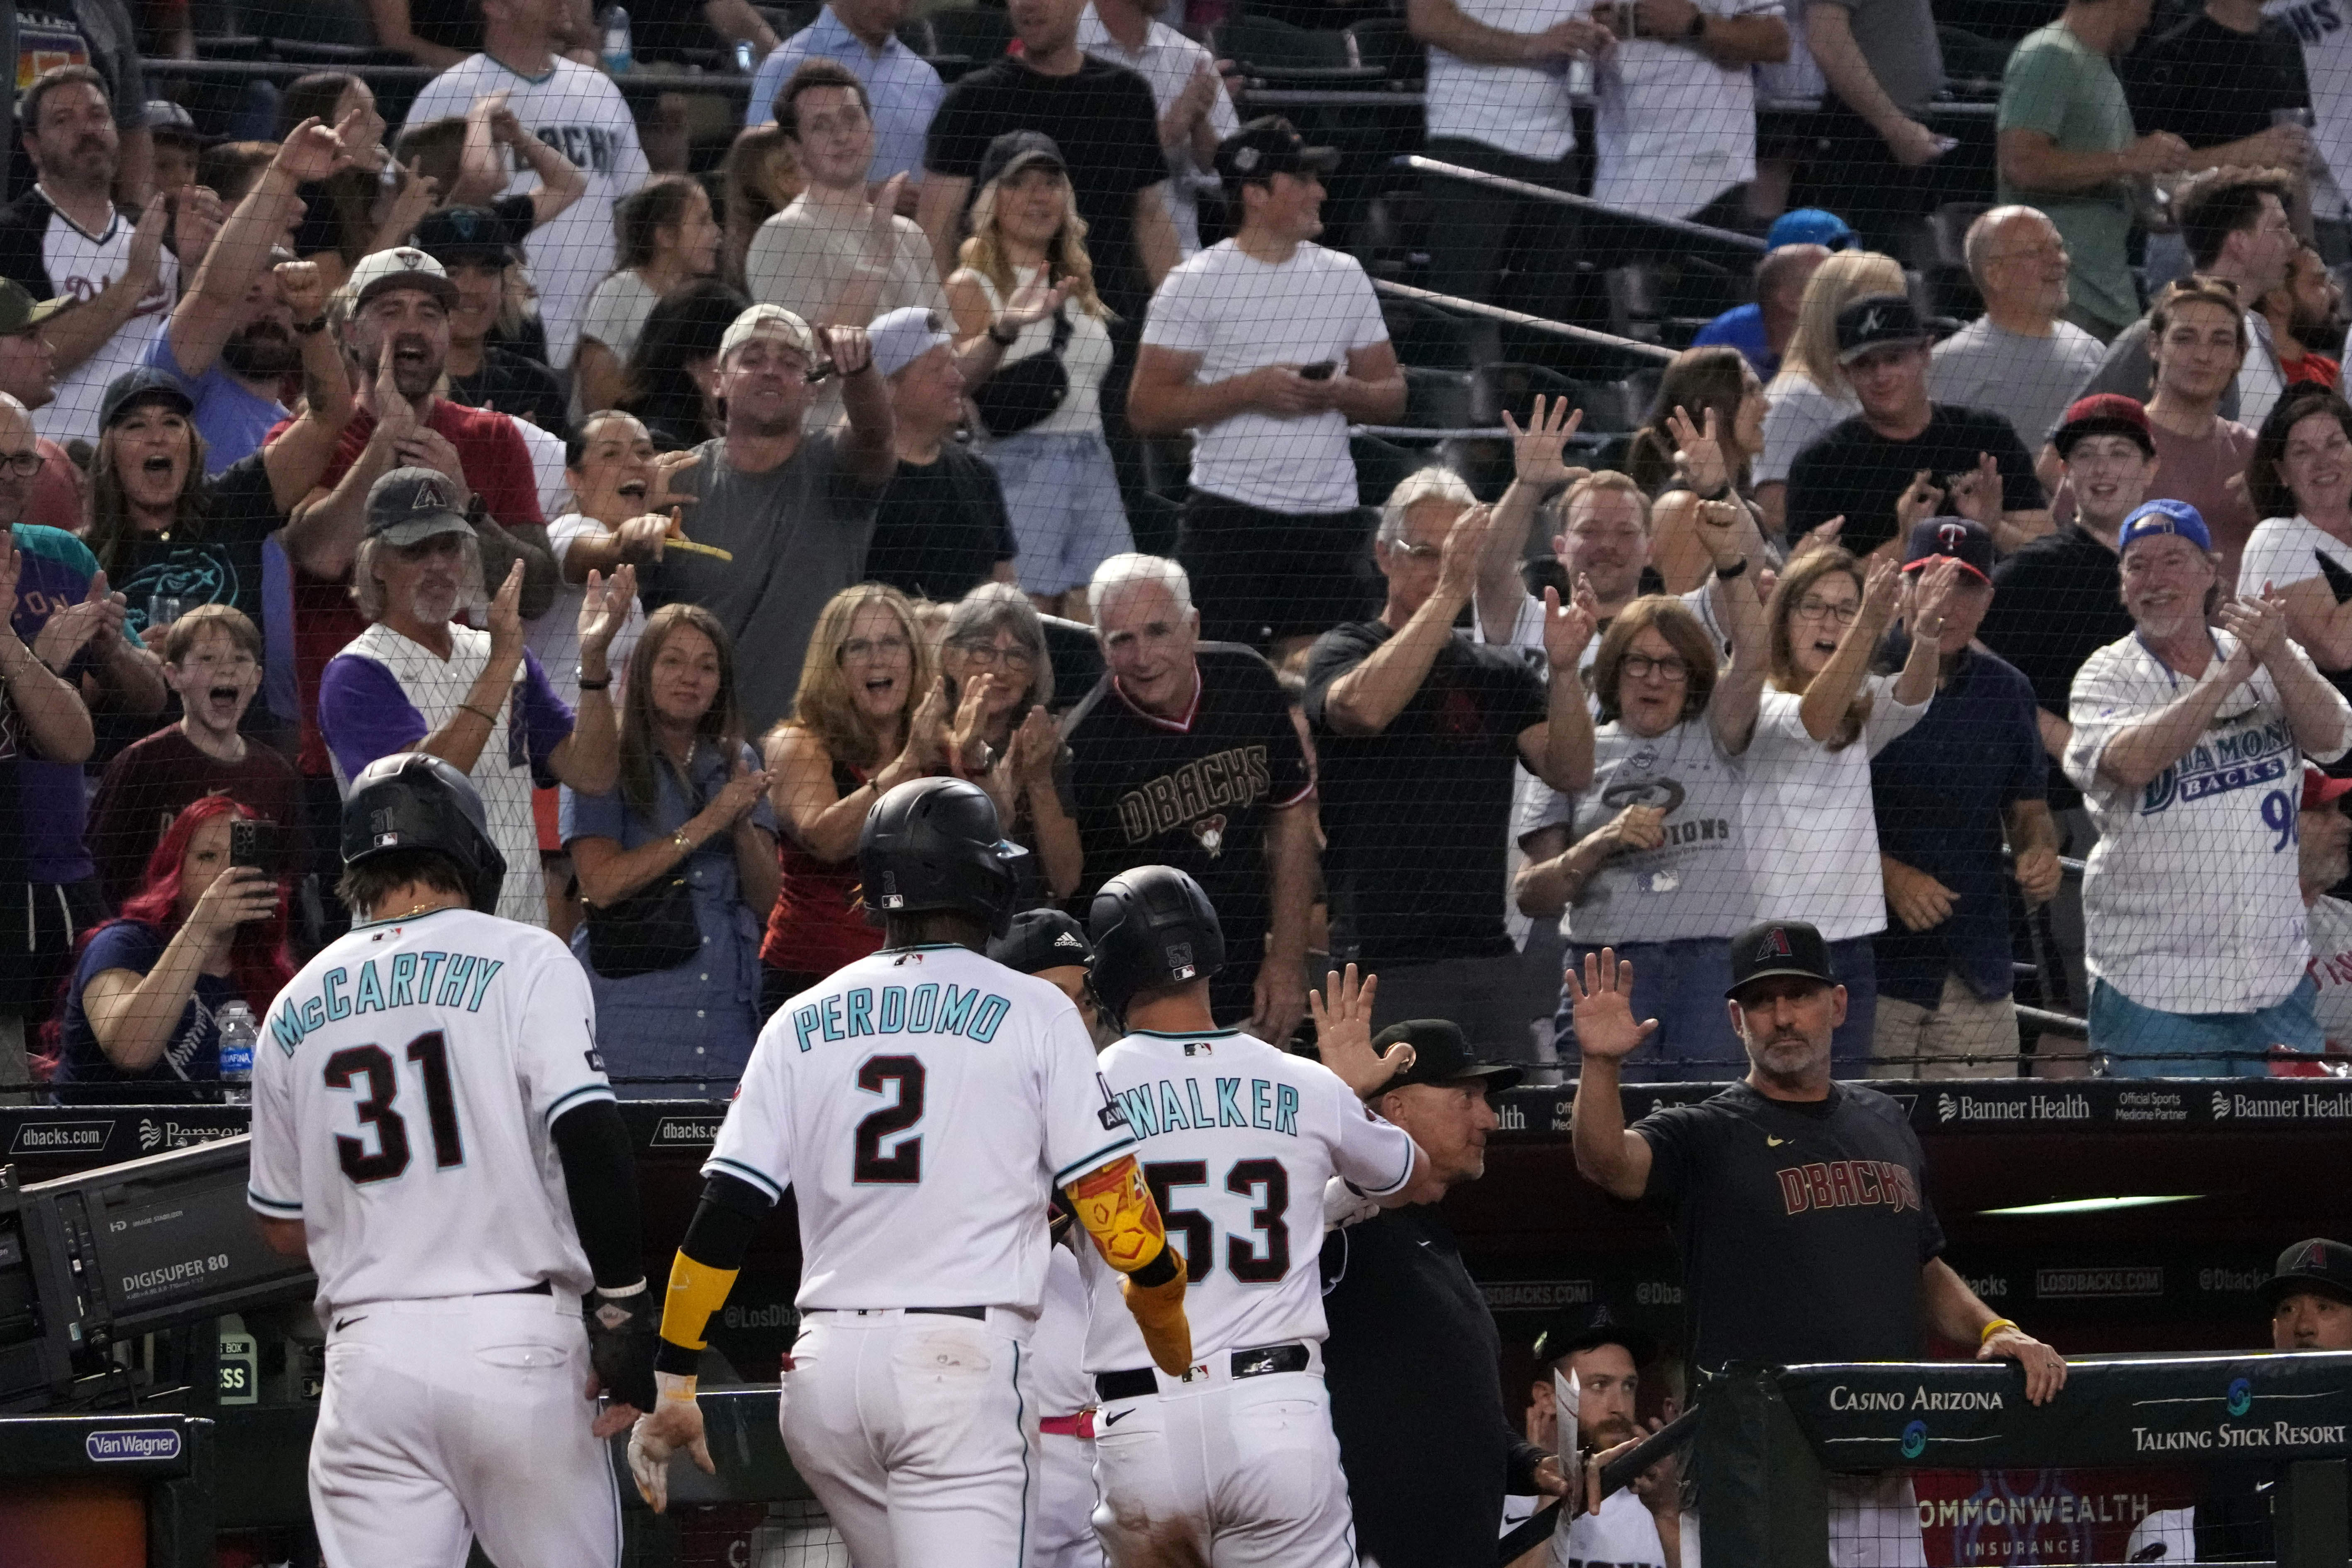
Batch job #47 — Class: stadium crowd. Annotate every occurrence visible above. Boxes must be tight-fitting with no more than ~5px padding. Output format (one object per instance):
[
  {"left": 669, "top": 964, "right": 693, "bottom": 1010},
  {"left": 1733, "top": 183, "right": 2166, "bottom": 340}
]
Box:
[{"left": 9, "top": 0, "right": 2352, "bottom": 1110}]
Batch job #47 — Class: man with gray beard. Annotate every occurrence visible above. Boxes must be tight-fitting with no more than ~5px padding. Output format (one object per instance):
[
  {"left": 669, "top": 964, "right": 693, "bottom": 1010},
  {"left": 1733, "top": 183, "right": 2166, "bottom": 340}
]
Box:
[{"left": 1568, "top": 925, "right": 2067, "bottom": 1566}]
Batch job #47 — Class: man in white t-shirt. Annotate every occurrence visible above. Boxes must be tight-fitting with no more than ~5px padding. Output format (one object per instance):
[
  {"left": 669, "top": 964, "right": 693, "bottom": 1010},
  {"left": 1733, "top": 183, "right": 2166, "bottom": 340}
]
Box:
[
  {"left": 1129, "top": 117, "right": 1403, "bottom": 659},
  {"left": 2064, "top": 499, "right": 2352, "bottom": 1073},
  {"left": 1409, "top": 0, "right": 1611, "bottom": 350},
  {"left": 1079, "top": 0, "right": 1240, "bottom": 257},
  {"left": 399, "top": 0, "right": 651, "bottom": 368},
  {"left": 744, "top": 59, "right": 947, "bottom": 429},
  {"left": 2297, "top": 764, "right": 2352, "bottom": 1056},
  {"left": 1591, "top": 0, "right": 1790, "bottom": 225}
]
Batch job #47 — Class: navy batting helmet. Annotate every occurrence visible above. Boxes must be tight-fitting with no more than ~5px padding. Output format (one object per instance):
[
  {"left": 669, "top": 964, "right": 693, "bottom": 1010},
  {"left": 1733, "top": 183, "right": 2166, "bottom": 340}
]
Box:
[
  {"left": 340, "top": 753, "right": 507, "bottom": 914},
  {"left": 1087, "top": 865, "right": 1225, "bottom": 1017},
  {"left": 859, "top": 777, "right": 1028, "bottom": 936}
]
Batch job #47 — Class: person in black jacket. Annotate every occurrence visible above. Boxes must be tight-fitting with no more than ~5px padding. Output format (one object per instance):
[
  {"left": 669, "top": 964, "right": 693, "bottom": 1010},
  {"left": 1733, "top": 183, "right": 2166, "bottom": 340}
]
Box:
[{"left": 1320, "top": 1018, "right": 1570, "bottom": 1565}]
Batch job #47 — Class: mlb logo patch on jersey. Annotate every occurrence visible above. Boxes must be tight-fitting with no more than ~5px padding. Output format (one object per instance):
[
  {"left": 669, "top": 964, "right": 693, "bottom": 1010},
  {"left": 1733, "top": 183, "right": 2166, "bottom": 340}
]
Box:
[{"left": 1183, "top": 1040, "right": 1214, "bottom": 1056}]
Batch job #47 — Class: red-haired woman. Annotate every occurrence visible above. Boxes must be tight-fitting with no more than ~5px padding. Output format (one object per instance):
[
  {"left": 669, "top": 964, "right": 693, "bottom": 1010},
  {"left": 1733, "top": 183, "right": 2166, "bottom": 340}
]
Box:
[{"left": 49, "top": 797, "right": 290, "bottom": 1103}]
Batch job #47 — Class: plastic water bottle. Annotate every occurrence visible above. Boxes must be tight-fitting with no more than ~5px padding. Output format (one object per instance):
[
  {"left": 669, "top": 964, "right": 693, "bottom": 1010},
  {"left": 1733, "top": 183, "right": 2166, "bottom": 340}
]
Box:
[
  {"left": 600, "top": 6, "right": 634, "bottom": 75},
  {"left": 218, "top": 1001, "right": 257, "bottom": 1106}
]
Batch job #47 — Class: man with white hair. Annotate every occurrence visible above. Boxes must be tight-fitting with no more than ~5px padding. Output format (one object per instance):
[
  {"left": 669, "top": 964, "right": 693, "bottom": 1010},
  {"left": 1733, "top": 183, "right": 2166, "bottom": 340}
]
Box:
[
  {"left": 1061, "top": 551, "right": 1320, "bottom": 1044},
  {"left": 319, "top": 467, "right": 632, "bottom": 928},
  {"left": 634, "top": 304, "right": 893, "bottom": 733},
  {"left": 1304, "top": 470, "right": 1596, "bottom": 1048},
  {"left": 1928, "top": 206, "right": 2106, "bottom": 451}
]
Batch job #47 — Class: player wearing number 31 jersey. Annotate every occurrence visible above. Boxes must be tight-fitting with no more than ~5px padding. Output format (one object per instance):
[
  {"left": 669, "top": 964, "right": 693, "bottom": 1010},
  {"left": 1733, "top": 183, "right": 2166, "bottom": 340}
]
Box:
[
  {"left": 246, "top": 755, "right": 659, "bottom": 1568},
  {"left": 1079, "top": 867, "right": 1430, "bottom": 1568},
  {"left": 630, "top": 779, "right": 1196, "bottom": 1568}
]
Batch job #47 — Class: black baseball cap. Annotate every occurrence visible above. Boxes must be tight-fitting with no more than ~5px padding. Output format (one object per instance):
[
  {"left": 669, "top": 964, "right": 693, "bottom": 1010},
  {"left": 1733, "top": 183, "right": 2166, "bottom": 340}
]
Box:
[
  {"left": 1215, "top": 117, "right": 1341, "bottom": 185},
  {"left": 1532, "top": 1301, "right": 1659, "bottom": 1368},
  {"left": 1902, "top": 517, "right": 1996, "bottom": 584},
  {"left": 363, "top": 466, "right": 473, "bottom": 546},
  {"left": 988, "top": 907, "right": 1094, "bottom": 975},
  {"left": 1836, "top": 294, "right": 1932, "bottom": 363},
  {"left": 0, "top": 278, "right": 73, "bottom": 337},
  {"left": 98, "top": 368, "right": 195, "bottom": 431},
  {"left": 2262, "top": 1237, "right": 2352, "bottom": 1310},
  {"left": 1725, "top": 919, "right": 1837, "bottom": 999},
  {"left": 1369, "top": 1018, "right": 1522, "bottom": 1095},
  {"left": 976, "top": 129, "right": 1066, "bottom": 190},
  {"left": 413, "top": 205, "right": 516, "bottom": 266}
]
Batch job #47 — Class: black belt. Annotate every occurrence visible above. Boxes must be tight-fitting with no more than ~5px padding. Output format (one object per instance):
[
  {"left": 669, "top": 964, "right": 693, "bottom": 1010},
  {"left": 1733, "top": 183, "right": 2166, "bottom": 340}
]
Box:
[
  {"left": 910, "top": 1306, "right": 987, "bottom": 1320},
  {"left": 1095, "top": 1342, "right": 1310, "bottom": 1402},
  {"left": 499, "top": 1281, "right": 552, "bottom": 1297}
]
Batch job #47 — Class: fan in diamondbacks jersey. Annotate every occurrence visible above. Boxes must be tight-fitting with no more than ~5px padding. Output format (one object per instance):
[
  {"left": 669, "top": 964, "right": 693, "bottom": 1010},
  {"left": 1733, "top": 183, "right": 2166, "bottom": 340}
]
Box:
[
  {"left": 0, "top": 66, "right": 182, "bottom": 446},
  {"left": 1065, "top": 554, "right": 1318, "bottom": 1042},
  {"left": 628, "top": 778, "right": 1195, "bottom": 1568},
  {"left": 245, "top": 753, "right": 657, "bottom": 1568},
  {"left": 1076, "top": 865, "right": 1427, "bottom": 1568},
  {"left": 398, "top": 0, "right": 652, "bottom": 366}
]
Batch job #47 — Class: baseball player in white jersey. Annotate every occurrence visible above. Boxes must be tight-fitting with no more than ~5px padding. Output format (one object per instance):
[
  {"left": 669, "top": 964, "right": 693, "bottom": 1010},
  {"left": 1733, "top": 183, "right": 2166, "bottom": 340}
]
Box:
[
  {"left": 987, "top": 907, "right": 1118, "bottom": 1568},
  {"left": 245, "top": 754, "right": 659, "bottom": 1568},
  {"left": 1079, "top": 866, "right": 1432, "bottom": 1568},
  {"left": 627, "top": 778, "right": 1197, "bottom": 1568}
]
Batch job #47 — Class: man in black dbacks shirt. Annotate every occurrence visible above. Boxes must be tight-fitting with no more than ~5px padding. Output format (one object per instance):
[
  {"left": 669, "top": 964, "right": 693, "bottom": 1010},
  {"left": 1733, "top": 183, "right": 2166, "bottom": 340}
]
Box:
[
  {"left": 1566, "top": 922, "right": 2070, "bottom": 1555},
  {"left": 1320, "top": 1019, "right": 1570, "bottom": 1567}
]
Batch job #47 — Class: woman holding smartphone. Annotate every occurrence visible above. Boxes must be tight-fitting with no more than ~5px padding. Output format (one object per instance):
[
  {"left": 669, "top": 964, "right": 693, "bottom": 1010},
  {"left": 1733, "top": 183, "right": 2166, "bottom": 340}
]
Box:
[{"left": 46, "top": 796, "right": 290, "bottom": 1104}]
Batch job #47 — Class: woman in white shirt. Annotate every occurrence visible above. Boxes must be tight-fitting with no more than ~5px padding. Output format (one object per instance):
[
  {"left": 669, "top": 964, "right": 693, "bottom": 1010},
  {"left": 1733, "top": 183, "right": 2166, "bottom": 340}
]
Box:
[
  {"left": 575, "top": 177, "right": 722, "bottom": 417},
  {"left": 1755, "top": 249, "right": 1907, "bottom": 540},
  {"left": 1514, "top": 502, "right": 1771, "bottom": 1080},
  {"left": 946, "top": 137, "right": 1131, "bottom": 620},
  {"left": 1744, "top": 546, "right": 1956, "bottom": 1068},
  {"left": 2241, "top": 387, "right": 2352, "bottom": 709}
]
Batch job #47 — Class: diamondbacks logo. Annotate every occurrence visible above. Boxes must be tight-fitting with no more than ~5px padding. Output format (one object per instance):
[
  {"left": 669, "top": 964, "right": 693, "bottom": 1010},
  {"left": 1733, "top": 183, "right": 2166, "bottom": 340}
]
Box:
[
  {"left": 1755, "top": 928, "right": 1793, "bottom": 961},
  {"left": 1191, "top": 813, "right": 1227, "bottom": 859},
  {"left": 410, "top": 475, "right": 454, "bottom": 512},
  {"left": 2284, "top": 1240, "right": 2332, "bottom": 1273}
]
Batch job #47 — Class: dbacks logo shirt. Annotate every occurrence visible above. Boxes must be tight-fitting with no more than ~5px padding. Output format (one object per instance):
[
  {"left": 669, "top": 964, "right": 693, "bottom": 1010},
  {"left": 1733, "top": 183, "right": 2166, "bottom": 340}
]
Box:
[
  {"left": 1061, "top": 644, "right": 1313, "bottom": 1014},
  {"left": 0, "top": 187, "right": 178, "bottom": 444},
  {"left": 1634, "top": 1081, "right": 1945, "bottom": 1373}
]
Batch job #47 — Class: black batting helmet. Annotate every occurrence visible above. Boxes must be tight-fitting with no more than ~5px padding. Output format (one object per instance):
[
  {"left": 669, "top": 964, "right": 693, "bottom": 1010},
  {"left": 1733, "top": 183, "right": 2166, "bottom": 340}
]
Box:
[
  {"left": 340, "top": 753, "right": 507, "bottom": 914},
  {"left": 1088, "top": 866, "right": 1225, "bottom": 1017},
  {"left": 858, "top": 777, "right": 1029, "bottom": 936}
]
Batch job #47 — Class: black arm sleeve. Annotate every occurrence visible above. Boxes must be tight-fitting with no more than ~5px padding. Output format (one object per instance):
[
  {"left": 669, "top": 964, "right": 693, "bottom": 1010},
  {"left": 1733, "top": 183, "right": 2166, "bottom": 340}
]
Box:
[
  {"left": 550, "top": 1099, "right": 647, "bottom": 1291},
  {"left": 678, "top": 1170, "right": 774, "bottom": 1271}
]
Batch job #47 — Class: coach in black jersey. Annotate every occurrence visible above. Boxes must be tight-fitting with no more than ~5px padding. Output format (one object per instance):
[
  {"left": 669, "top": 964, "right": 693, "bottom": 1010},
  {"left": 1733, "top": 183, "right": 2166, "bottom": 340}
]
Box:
[
  {"left": 1567, "top": 921, "right": 2069, "bottom": 1384},
  {"left": 1062, "top": 553, "right": 1317, "bottom": 1043}
]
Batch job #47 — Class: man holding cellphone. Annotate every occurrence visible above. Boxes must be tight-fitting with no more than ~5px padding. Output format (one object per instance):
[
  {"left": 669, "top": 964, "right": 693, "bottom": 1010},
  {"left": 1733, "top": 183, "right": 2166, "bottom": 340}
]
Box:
[{"left": 1128, "top": 118, "right": 1405, "bottom": 663}]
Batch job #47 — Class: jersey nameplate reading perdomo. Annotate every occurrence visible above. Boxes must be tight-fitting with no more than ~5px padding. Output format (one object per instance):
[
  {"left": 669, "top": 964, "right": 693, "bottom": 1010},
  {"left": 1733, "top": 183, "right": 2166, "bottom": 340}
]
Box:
[
  {"left": 790, "top": 985, "right": 1013, "bottom": 1051},
  {"left": 269, "top": 953, "right": 507, "bottom": 1051}
]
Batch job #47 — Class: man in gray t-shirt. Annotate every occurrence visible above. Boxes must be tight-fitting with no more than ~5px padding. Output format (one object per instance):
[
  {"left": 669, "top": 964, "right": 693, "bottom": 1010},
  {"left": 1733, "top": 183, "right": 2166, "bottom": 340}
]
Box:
[
  {"left": 1795, "top": 0, "right": 1947, "bottom": 252},
  {"left": 637, "top": 305, "right": 895, "bottom": 734}
]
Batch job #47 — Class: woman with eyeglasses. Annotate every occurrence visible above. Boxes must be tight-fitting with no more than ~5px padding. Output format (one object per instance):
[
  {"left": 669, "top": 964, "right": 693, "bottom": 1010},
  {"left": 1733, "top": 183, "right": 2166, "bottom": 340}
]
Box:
[
  {"left": 1740, "top": 546, "right": 1958, "bottom": 1066},
  {"left": 937, "top": 583, "right": 1080, "bottom": 901},
  {"left": 757, "top": 583, "right": 951, "bottom": 1018},
  {"left": 1514, "top": 502, "right": 1770, "bottom": 1079}
]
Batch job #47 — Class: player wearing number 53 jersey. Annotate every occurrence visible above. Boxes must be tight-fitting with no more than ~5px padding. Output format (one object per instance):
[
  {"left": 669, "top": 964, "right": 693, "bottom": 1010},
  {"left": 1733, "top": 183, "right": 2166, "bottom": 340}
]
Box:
[
  {"left": 1079, "top": 867, "right": 1430, "bottom": 1568},
  {"left": 630, "top": 779, "right": 1196, "bottom": 1568},
  {"left": 245, "top": 755, "right": 659, "bottom": 1568}
]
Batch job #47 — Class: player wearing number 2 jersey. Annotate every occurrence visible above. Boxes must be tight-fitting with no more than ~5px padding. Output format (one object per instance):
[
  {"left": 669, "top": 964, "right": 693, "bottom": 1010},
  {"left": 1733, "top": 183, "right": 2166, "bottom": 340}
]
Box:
[
  {"left": 629, "top": 778, "right": 1196, "bottom": 1568},
  {"left": 245, "top": 754, "right": 657, "bottom": 1568},
  {"left": 1079, "top": 866, "right": 1428, "bottom": 1568}
]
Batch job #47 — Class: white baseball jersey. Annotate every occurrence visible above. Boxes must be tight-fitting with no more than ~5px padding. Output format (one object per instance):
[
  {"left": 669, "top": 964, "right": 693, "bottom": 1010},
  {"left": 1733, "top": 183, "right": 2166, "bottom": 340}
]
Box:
[
  {"left": 246, "top": 906, "right": 612, "bottom": 1320},
  {"left": 0, "top": 187, "right": 179, "bottom": 445},
  {"left": 2064, "top": 629, "right": 2352, "bottom": 1013},
  {"left": 1076, "top": 1027, "right": 1415, "bottom": 1373},
  {"left": 707, "top": 943, "right": 1136, "bottom": 1311},
  {"left": 400, "top": 55, "right": 650, "bottom": 367}
]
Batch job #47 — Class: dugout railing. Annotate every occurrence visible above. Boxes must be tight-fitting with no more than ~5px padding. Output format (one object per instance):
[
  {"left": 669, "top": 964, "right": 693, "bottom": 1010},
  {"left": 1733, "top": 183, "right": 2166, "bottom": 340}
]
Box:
[{"left": 1523, "top": 1353, "right": 2352, "bottom": 1568}]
